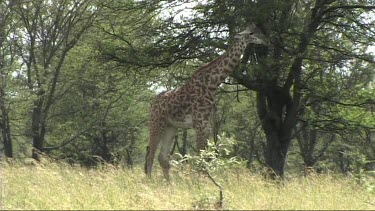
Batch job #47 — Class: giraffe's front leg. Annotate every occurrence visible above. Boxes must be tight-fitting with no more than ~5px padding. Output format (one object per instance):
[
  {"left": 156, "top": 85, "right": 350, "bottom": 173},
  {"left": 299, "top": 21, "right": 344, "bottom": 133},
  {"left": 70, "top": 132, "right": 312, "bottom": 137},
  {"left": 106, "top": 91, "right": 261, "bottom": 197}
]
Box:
[
  {"left": 195, "top": 123, "right": 212, "bottom": 152},
  {"left": 193, "top": 111, "right": 213, "bottom": 153},
  {"left": 193, "top": 99, "right": 214, "bottom": 153}
]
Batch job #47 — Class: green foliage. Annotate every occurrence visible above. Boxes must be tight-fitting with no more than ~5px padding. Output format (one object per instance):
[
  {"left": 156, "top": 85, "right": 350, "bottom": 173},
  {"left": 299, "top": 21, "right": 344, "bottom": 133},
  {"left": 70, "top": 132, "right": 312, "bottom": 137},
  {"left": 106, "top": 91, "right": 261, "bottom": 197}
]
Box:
[
  {"left": 171, "top": 135, "right": 245, "bottom": 209},
  {"left": 340, "top": 150, "right": 375, "bottom": 194},
  {"left": 172, "top": 135, "right": 244, "bottom": 173}
]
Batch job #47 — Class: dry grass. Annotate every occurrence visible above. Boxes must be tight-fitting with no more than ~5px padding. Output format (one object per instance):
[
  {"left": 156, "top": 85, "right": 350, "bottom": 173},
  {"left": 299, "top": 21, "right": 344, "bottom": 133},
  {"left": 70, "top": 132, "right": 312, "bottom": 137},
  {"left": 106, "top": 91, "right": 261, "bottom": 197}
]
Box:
[{"left": 1, "top": 161, "right": 374, "bottom": 210}]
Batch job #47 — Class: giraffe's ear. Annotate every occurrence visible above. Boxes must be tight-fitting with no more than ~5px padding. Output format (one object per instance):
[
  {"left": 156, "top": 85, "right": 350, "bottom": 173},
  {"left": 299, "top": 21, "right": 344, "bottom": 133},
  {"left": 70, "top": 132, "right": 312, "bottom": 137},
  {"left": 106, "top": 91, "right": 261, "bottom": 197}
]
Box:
[
  {"left": 235, "top": 27, "right": 253, "bottom": 39},
  {"left": 234, "top": 34, "right": 242, "bottom": 39},
  {"left": 247, "top": 22, "right": 257, "bottom": 30},
  {"left": 244, "top": 23, "right": 262, "bottom": 35},
  {"left": 238, "top": 28, "right": 252, "bottom": 35},
  {"left": 237, "top": 22, "right": 258, "bottom": 36}
]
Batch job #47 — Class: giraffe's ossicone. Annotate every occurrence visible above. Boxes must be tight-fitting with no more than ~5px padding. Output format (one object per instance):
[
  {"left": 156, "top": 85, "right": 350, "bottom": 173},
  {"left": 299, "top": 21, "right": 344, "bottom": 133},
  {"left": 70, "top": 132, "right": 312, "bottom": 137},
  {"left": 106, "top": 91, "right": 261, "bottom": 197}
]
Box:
[{"left": 145, "top": 23, "right": 268, "bottom": 179}]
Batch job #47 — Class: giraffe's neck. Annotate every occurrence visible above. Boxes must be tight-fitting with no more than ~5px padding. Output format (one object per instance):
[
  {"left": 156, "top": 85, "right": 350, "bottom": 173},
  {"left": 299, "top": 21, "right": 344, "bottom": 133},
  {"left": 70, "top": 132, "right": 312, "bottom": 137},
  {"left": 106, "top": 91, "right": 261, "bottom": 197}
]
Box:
[{"left": 190, "top": 39, "right": 249, "bottom": 92}]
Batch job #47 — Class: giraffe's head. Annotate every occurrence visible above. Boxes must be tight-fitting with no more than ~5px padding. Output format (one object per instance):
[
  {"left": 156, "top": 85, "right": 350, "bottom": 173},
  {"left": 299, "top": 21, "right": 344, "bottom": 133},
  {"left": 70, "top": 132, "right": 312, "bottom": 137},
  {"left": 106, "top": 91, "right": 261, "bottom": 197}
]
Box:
[{"left": 235, "top": 23, "right": 268, "bottom": 45}]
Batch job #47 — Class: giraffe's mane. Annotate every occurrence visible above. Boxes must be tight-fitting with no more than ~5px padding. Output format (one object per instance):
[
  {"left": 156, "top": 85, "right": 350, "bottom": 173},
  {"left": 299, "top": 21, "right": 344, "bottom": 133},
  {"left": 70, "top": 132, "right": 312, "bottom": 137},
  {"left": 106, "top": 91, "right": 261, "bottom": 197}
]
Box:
[{"left": 191, "top": 54, "right": 226, "bottom": 78}]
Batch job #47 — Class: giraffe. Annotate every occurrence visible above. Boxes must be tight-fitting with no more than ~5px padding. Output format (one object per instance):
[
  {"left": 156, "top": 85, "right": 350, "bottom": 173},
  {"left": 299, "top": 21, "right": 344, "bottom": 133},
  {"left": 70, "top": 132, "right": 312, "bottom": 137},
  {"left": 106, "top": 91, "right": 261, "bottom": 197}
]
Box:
[{"left": 145, "top": 23, "right": 267, "bottom": 179}]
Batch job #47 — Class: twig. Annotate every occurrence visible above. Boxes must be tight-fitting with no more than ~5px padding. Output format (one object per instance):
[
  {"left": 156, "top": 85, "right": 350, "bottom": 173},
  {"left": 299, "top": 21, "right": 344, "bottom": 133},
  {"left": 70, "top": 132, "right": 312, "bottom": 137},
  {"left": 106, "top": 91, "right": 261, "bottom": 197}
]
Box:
[{"left": 205, "top": 169, "right": 223, "bottom": 210}]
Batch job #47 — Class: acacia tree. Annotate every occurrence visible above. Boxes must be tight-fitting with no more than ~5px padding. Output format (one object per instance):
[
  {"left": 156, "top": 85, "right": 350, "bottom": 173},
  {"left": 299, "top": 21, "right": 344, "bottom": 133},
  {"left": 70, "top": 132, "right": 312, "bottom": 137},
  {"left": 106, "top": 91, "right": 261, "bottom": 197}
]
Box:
[
  {"left": 232, "top": 0, "right": 374, "bottom": 177},
  {"left": 12, "top": 0, "right": 103, "bottom": 160}
]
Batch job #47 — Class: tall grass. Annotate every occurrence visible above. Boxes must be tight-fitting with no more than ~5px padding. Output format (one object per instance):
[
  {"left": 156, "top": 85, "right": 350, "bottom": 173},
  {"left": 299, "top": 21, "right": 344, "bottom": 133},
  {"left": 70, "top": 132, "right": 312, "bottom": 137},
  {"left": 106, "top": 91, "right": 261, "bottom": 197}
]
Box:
[{"left": 1, "top": 161, "right": 374, "bottom": 210}]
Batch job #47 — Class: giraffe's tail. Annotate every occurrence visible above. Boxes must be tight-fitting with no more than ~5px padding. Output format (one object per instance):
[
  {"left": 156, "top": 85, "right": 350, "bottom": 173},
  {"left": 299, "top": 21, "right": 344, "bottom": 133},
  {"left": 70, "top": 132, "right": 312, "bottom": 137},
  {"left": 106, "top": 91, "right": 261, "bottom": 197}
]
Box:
[
  {"left": 145, "top": 105, "right": 162, "bottom": 177},
  {"left": 144, "top": 146, "right": 150, "bottom": 174},
  {"left": 145, "top": 129, "right": 160, "bottom": 177}
]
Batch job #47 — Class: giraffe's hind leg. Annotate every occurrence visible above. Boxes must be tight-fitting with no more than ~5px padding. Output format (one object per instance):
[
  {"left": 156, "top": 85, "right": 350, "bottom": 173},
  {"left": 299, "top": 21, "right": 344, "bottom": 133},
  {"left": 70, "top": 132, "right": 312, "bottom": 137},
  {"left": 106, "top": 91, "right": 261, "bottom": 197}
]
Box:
[
  {"left": 145, "top": 123, "right": 161, "bottom": 177},
  {"left": 158, "top": 126, "right": 177, "bottom": 180}
]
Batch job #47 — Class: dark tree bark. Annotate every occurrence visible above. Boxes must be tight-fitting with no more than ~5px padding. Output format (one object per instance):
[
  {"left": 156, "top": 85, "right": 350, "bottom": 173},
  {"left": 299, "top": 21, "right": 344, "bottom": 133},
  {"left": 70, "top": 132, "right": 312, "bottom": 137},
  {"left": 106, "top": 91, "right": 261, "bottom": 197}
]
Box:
[
  {"left": 171, "top": 129, "right": 189, "bottom": 156},
  {"left": 93, "top": 121, "right": 114, "bottom": 164},
  {"left": 31, "top": 97, "right": 46, "bottom": 160},
  {"left": 181, "top": 129, "right": 188, "bottom": 156},
  {"left": 0, "top": 1, "right": 14, "bottom": 158},
  {"left": 0, "top": 90, "right": 12, "bottom": 158},
  {"left": 126, "top": 127, "right": 137, "bottom": 167},
  {"left": 256, "top": 87, "right": 293, "bottom": 177},
  {"left": 296, "top": 119, "right": 337, "bottom": 169}
]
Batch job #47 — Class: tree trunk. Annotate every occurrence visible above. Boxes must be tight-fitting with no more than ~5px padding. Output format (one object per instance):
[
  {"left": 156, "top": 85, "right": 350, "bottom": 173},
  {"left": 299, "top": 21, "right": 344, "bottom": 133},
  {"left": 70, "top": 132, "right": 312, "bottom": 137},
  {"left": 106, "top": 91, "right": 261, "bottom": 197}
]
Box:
[
  {"left": 181, "top": 129, "right": 188, "bottom": 156},
  {"left": 31, "top": 96, "right": 48, "bottom": 161},
  {"left": 296, "top": 112, "right": 337, "bottom": 169},
  {"left": 264, "top": 131, "right": 291, "bottom": 178},
  {"left": 1, "top": 90, "right": 12, "bottom": 158},
  {"left": 126, "top": 128, "right": 137, "bottom": 167},
  {"left": 2, "top": 111, "right": 13, "bottom": 158},
  {"left": 296, "top": 121, "right": 318, "bottom": 168},
  {"left": 98, "top": 123, "right": 112, "bottom": 163},
  {"left": 171, "top": 129, "right": 189, "bottom": 156},
  {"left": 0, "top": 3, "right": 13, "bottom": 158},
  {"left": 257, "top": 87, "right": 294, "bottom": 178}
]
